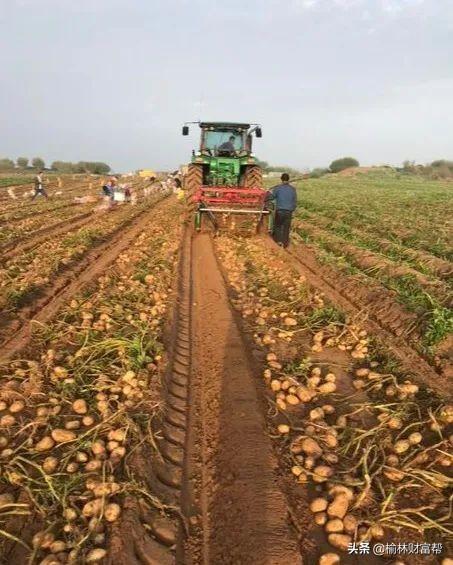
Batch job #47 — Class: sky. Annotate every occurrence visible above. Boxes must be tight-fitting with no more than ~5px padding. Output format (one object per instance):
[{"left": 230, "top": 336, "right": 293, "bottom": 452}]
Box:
[{"left": 1, "top": 0, "right": 452, "bottom": 171}]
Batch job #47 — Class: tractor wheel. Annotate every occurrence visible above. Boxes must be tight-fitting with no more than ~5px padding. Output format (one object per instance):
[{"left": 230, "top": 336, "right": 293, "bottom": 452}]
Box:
[
  {"left": 242, "top": 165, "right": 263, "bottom": 188},
  {"left": 184, "top": 163, "right": 203, "bottom": 214}
]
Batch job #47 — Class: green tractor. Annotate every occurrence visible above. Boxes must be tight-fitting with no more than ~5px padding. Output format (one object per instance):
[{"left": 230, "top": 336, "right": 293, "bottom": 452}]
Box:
[{"left": 181, "top": 121, "right": 271, "bottom": 232}]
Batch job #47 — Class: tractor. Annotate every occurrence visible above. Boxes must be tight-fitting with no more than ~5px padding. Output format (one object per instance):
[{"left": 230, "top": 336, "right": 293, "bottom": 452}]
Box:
[{"left": 181, "top": 121, "right": 272, "bottom": 233}]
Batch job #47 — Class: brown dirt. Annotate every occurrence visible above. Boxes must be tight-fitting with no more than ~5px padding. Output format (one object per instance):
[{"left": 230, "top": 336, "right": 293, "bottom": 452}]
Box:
[
  {"left": 182, "top": 232, "right": 302, "bottom": 564},
  {"left": 0, "top": 196, "right": 170, "bottom": 362},
  {"left": 257, "top": 236, "right": 453, "bottom": 398}
]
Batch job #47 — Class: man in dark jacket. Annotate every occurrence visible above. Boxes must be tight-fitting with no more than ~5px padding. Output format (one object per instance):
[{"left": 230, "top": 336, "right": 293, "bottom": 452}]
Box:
[{"left": 266, "top": 173, "right": 297, "bottom": 248}]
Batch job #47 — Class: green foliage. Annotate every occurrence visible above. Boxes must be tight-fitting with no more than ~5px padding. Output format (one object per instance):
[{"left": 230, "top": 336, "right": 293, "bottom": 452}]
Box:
[
  {"left": 0, "top": 158, "right": 15, "bottom": 170},
  {"left": 32, "top": 157, "right": 45, "bottom": 169},
  {"left": 51, "top": 161, "right": 111, "bottom": 174},
  {"left": 16, "top": 157, "right": 29, "bottom": 168},
  {"left": 329, "top": 157, "right": 359, "bottom": 173},
  {"left": 309, "top": 167, "right": 329, "bottom": 178}
]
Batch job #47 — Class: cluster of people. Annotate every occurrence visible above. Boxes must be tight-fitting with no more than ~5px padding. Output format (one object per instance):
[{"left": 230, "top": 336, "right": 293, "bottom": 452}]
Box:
[{"left": 102, "top": 177, "right": 133, "bottom": 203}]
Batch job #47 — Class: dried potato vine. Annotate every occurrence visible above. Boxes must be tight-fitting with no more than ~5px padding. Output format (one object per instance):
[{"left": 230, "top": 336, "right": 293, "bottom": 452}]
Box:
[
  {"left": 0, "top": 200, "right": 182, "bottom": 564},
  {"left": 216, "top": 235, "right": 452, "bottom": 561}
]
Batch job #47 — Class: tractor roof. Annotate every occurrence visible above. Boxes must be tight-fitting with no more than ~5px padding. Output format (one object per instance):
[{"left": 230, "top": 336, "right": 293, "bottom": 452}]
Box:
[{"left": 199, "top": 122, "right": 250, "bottom": 130}]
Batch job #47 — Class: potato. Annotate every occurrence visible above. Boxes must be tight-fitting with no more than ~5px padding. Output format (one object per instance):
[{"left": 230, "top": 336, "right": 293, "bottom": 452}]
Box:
[
  {"left": 266, "top": 352, "right": 277, "bottom": 362},
  {"left": 328, "top": 533, "right": 352, "bottom": 551},
  {"left": 301, "top": 438, "right": 323, "bottom": 457},
  {"left": 276, "top": 398, "right": 287, "bottom": 411},
  {"left": 408, "top": 432, "right": 422, "bottom": 445},
  {"left": 309, "top": 408, "right": 325, "bottom": 421},
  {"left": 325, "top": 519, "right": 344, "bottom": 533},
  {"left": 105, "top": 502, "right": 121, "bottom": 522},
  {"left": 72, "top": 399, "right": 88, "bottom": 414},
  {"left": 86, "top": 548, "right": 107, "bottom": 563},
  {"left": 324, "top": 373, "right": 336, "bottom": 382},
  {"left": 0, "top": 414, "right": 16, "bottom": 427},
  {"left": 270, "top": 380, "right": 282, "bottom": 392},
  {"left": 319, "top": 553, "right": 340, "bottom": 565},
  {"left": 314, "top": 512, "right": 327, "bottom": 526},
  {"left": 328, "top": 485, "right": 354, "bottom": 502},
  {"left": 387, "top": 417, "right": 403, "bottom": 430},
  {"left": 51, "top": 429, "right": 76, "bottom": 443},
  {"left": 355, "top": 367, "right": 370, "bottom": 378},
  {"left": 65, "top": 420, "right": 81, "bottom": 430},
  {"left": 277, "top": 424, "right": 290, "bottom": 434},
  {"left": 370, "top": 524, "right": 385, "bottom": 540},
  {"left": 86, "top": 460, "right": 102, "bottom": 471},
  {"left": 32, "top": 531, "right": 54, "bottom": 549},
  {"left": 91, "top": 440, "right": 106, "bottom": 457},
  {"left": 286, "top": 394, "right": 299, "bottom": 406},
  {"left": 35, "top": 436, "right": 55, "bottom": 452},
  {"left": 327, "top": 494, "right": 349, "bottom": 519},
  {"left": 296, "top": 386, "right": 316, "bottom": 403},
  {"left": 318, "top": 382, "right": 337, "bottom": 394},
  {"left": 43, "top": 457, "right": 59, "bottom": 474},
  {"left": 304, "top": 456, "right": 315, "bottom": 469},
  {"left": 313, "top": 465, "right": 333, "bottom": 483},
  {"left": 49, "top": 540, "right": 66, "bottom": 553},
  {"left": 0, "top": 401, "right": 7, "bottom": 411},
  {"left": 75, "top": 451, "right": 88, "bottom": 463},
  {"left": 393, "top": 440, "right": 410, "bottom": 454},
  {"left": 9, "top": 401, "right": 25, "bottom": 414},
  {"left": 63, "top": 508, "right": 77, "bottom": 521},
  {"left": 310, "top": 497, "right": 328, "bottom": 513},
  {"left": 343, "top": 514, "right": 358, "bottom": 534},
  {"left": 323, "top": 435, "right": 338, "bottom": 448},
  {"left": 82, "top": 415, "right": 95, "bottom": 426},
  {"left": 82, "top": 499, "right": 103, "bottom": 518},
  {"left": 291, "top": 465, "right": 304, "bottom": 477}
]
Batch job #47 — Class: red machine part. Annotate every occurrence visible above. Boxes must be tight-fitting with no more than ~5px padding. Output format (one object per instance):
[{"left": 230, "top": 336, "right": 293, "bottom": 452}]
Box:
[{"left": 193, "top": 186, "right": 267, "bottom": 207}]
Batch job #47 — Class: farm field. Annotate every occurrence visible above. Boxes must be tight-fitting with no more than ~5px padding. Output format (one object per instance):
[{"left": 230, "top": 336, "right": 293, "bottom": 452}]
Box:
[
  {"left": 0, "top": 173, "right": 451, "bottom": 564},
  {"left": 285, "top": 172, "right": 453, "bottom": 376}
]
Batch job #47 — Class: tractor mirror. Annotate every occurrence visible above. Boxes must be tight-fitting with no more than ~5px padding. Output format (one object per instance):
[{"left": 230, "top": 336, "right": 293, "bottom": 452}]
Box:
[
  {"left": 256, "top": 127, "right": 262, "bottom": 138},
  {"left": 182, "top": 126, "right": 189, "bottom": 136}
]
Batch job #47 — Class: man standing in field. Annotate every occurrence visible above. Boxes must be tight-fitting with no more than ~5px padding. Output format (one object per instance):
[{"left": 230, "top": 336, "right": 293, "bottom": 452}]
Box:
[
  {"left": 266, "top": 173, "right": 297, "bottom": 248},
  {"left": 32, "top": 170, "right": 48, "bottom": 199}
]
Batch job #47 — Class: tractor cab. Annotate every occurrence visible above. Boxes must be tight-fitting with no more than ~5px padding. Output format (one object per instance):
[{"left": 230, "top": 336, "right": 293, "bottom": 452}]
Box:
[{"left": 181, "top": 121, "right": 271, "bottom": 233}]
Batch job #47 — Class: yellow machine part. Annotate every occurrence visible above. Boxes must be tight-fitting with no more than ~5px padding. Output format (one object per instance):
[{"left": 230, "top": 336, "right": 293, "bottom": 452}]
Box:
[{"left": 138, "top": 169, "right": 156, "bottom": 178}]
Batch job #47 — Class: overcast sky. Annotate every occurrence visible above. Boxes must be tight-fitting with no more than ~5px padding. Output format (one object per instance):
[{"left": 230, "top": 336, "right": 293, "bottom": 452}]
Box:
[{"left": 1, "top": 0, "right": 452, "bottom": 171}]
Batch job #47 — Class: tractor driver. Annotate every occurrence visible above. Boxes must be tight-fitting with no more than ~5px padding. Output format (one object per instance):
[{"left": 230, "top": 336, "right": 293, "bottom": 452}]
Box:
[{"left": 218, "top": 135, "right": 237, "bottom": 155}]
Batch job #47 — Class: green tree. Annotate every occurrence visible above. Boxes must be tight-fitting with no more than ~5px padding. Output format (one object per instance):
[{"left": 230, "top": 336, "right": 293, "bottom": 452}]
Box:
[
  {"left": 0, "top": 158, "right": 15, "bottom": 170},
  {"left": 16, "top": 157, "right": 29, "bottom": 168},
  {"left": 310, "top": 167, "right": 329, "bottom": 178},
  {"left": 329, "top": 157, "right": 359, "bottom": 173},
  {"left": 32, "top": 157, "right": 45, "bottom": 169},
  {"left": 51, "top": 161, "right": 75, "bottom": 173}
]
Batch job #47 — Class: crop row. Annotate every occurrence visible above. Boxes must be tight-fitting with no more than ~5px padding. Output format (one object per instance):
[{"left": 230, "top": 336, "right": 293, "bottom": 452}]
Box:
[
  {"left": 216, "top": 236, "right": 452, "bottom": 564},
  {"left": 0, "top": 198, "right": 183, "bottom": 564},
  {"left": 0, "top": 194, "right": 162, "bottom": 315}
]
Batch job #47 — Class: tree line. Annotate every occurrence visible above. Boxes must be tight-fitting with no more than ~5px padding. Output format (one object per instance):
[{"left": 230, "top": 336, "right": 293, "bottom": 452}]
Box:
[{"left": 0, "top": 157, "right": 111, "bottom": 174}]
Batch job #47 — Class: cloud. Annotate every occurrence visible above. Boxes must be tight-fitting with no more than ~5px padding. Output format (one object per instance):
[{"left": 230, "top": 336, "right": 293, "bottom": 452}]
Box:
[{"left": 381, "top": 0, "right": 425, "bottom": 14}]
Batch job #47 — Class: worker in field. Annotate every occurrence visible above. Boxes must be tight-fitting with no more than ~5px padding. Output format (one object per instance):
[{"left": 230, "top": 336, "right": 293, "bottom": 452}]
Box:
[
  {"left": 266, "top": 173, "right": 297, "bottom": 248},
  {"left": 219, "top": 135, "right": 236, "bottom": 155},
  {"left": 32, "top": 171, "right": 48, "bottom": 200}
]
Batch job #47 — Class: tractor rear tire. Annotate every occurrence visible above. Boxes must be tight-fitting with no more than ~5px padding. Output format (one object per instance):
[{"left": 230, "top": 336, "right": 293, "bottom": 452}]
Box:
[
  {"left": 184, "top": 164, "right": 203, "bottom": 215},
  {"left": 242, "top": 165, "right": 263, "bottom": 188}
]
